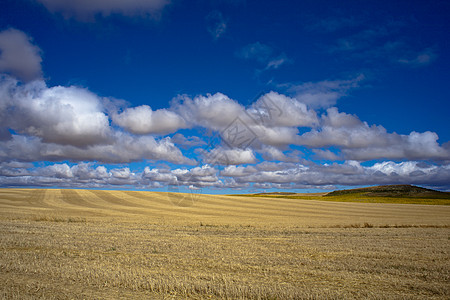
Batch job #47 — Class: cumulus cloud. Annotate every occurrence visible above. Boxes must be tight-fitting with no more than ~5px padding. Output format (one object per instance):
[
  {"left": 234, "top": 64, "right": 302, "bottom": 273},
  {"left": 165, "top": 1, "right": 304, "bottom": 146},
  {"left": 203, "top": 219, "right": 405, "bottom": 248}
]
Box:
[
  {"left": 171, "top": 165, "right": 221, "bottom": 188},
  {"left": 0, "top": 30, "right": 448, "bottom": 191},
  {"left": 219, "top": 161, "right": 450, "bottom": 191},
  {"left": 169, "top": 92, "right": 317, "bottom": 149},
  {"left": 297, "top": 108, "right": 450, "bottom": 161},
  {"left": 341, "top": 131, "right": 450, "bottom": 161},
  {"left": 0, "top": 134, "right": 192, "bottom": 164},
  {"left": 112, "top": 105, "right": 186, "bottom": 135},
  {"left": 1, "top": 71, "right": 448, "bottom": 170},
  {"left": 143, "top": 167, "right": 176, "bottom": 183},
  {"left": 248, "top": 91, "right": 318, "bottom": 127},
  {"left": 258, "top": 145, "right": 300, "bottom": 163},
  {"left": 0, "top": 29, "right": 42, "bottom": 82},
  {"left": 0, "top": 76, "right": 111, "bottom": 147},
  {"left": 173, "top": 93, "right": 244, "bottom": 130},
  {"left": 1, "top": 160, "right": 449, "bottom": 191},
  {"left": 202, "top": 147, "right": 257, "bottom": 165},
  {"left": 35, "top": 0, "right": 170, "bottom": 20}
]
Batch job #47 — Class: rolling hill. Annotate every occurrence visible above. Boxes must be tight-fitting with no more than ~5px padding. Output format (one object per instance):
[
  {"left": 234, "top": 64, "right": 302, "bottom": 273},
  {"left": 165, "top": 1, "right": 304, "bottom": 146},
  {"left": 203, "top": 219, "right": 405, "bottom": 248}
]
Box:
[
  {"left": 243, "top": 185, "right": 450, "bottom": 205},
  {"left": 325, "top": 184, "right": 450, "bottom": 199}
]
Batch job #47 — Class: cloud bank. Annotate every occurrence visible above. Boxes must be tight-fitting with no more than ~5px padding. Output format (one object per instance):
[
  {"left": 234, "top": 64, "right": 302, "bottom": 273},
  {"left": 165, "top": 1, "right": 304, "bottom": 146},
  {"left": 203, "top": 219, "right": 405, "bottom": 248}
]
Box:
[{"left": 1, "top": 160, "right": 449, "bottom": 191}]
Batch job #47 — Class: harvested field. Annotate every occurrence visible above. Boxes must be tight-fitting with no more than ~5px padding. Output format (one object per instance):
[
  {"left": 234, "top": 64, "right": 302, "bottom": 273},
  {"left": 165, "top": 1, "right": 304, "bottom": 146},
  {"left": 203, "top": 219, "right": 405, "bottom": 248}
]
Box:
[{"left": 1, "top": 188, "right": 449, "bottom": 299}]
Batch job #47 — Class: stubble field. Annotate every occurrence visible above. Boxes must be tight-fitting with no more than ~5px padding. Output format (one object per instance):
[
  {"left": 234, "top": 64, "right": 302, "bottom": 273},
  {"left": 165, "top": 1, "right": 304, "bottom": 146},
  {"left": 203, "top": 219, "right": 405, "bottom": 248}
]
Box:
[{"left": 0, "top": 188, "right": 449, "bottom": 299}]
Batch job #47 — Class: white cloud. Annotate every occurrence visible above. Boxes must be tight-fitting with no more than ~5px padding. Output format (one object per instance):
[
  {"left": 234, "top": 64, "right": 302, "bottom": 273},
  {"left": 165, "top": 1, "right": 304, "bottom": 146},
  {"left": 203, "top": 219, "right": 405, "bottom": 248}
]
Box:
[
  {"left": 172, "top": 92, "right": 315, "bottom": 149},
  {"left": 0, "top": 76, "right": 111, "bottom": 147},
  {"left": 35, "top": 0, "right": 170, "bottom": 20},
  {"left": 174, "top": 93, "right": 244, "bottom": 130},
  {"left": 285, "top": 75, "right": 364, "bottom": 108},
  {"left": 221, "top": 165, "right": 257, "bottom": 177},
  {"left": 42, "top": 163, "right": 73, "bottom": 178},
  {"left": 0, "top": 29, "right": 42, "bottom": 82},
  {"left": 248, "top": 91, "right": 318, "bottom": 127},
  {"left": 1, "top": 73, "right": 448, "bottom": 167},
  {"left": 143, "top": 167, "right": 176, "bottom": 183},
  {"left": 1, "top": 160, "right": 449, "bottom": 191},
  {"left": 0, "top": 30, "right": 448, "bottom": 191},
  {"left": 171, "top": 165, "right": 221, "bottom": 188},
  {"left": 259, "top": 145, "right": 300, "bottom": 163},
  {"left": 0, "top": 133, "right": 192, "bottom": 165},
  {"left": 341, "top": 131, "right": 450, "bottom": 161},
  {"left": 112, "top": 105, "right": 186, "bottom": 135},
  {"left": 111, "top": 167, "right": 133, "bottom": 179},
  {"left": 297, "top": 108, "right": 450, "bottom": 161},
  {"left": 202, "top": 147, "right": 257, "bottom": 165},
  {"left": 252, "top": 126, "right": 300, "bottom": 147},
  {"left": 219, "top": 160, "right": 450, "bottom": 190},
  {"left": 71, "top": 163, "right": 110, "bottom": 180}
]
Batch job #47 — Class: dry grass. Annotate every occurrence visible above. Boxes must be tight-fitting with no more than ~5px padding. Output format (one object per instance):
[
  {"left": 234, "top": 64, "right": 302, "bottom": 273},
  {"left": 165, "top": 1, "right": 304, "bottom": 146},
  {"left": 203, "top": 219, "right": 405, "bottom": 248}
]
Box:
[{"left": 0, "top": 188, "right": 449, "bottom": 299}]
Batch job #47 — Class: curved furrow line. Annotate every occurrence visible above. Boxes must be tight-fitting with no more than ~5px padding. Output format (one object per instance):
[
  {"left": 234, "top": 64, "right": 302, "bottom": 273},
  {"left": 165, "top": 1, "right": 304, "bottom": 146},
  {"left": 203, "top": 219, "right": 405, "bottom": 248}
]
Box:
[
  {"left": 82, "top": 190, "right": 206, "bottom": 218},
  {"left": 188, "top": 193, "right": 450, "bottom": 221},
  {"left": 87, "top": 190, "right": 149, "bottom": 208},
  {"left": 224, "top": 195, "right": 442, "bottom": 218},
  {"left": 59, "top": 189, "right": 166, "bottom": 218},
  {"left": 121, "top": 191, "right": 177, "bottom": 207},
  {"left": 140, "top": 192, "right": 331, "bottom": 220},
  {"left": 126, "top": 191, "right": 299, "bottom": 214},
  {"left": 24, "top": 189, "right": 50, "bottom": 208},
  {"left": 122, "top": 191, "right": 275, "bottom": 219},
  {"left": 0, "top": 190, "right": 32, "bottom": 207},
  {"left": 172, "top": 193, "right": 383, "bottom": 219},
  {"left": 60, "top": 189, "right": 104, "bottom": 210},
  {"left": 126, "top": 191, "right": 351, "bottom": 220}
]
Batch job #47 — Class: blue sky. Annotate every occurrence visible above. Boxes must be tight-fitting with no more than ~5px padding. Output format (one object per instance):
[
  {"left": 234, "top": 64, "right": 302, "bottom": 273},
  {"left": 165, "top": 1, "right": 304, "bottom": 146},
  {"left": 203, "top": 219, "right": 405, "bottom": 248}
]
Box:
[{"left": 0, "top": 0, "right": 449, "bottom": 192}]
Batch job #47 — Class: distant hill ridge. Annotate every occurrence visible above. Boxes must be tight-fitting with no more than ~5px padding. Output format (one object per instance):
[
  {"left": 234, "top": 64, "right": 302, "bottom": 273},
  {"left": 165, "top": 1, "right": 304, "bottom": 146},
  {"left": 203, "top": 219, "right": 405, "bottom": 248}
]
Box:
[{"left": 325, "top": 185, "right": 450, "bottom": 199}]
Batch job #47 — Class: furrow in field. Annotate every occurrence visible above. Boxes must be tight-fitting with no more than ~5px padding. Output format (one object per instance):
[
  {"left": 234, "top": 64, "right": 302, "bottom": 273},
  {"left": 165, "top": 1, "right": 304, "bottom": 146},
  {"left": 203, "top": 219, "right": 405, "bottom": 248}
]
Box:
[
  {"left": 178, "top": 193, "right": 386, "bottom": 219},
  {"left": 88, "top": 190, "right": 150, "bottom": 208},
  {"left": 60, "top": 189, "right": 105, "bottom": 210},
  {"left": 81, "top": 190, "right": 200, "bottom": 219},
  {"left": 124, "top": 192, "right": 362, "bottom": 221},
  {"left": 125, "top": 191, "right": 307, "bottom": 217},
  {"left": 0, "top": 189, "right": 52, "bottom": 211},
  {"left": 229, "top": 195, "right": 450, "bottom": 219},
  {"left": 116, "top": 191, "right": 278, "bottom": 220},
  {"left": 193, "top": 193, "right": 450, "bottom": 224},
  {"left": 112, "top": 191, "right": 450, "bottom": 224},
  {"left": 40, "top": 189, "right": 63, "bottom": 209},
  {"left": 23, "top": 189, "right": 49, "bottom": 208},
  {"left": 0, "top": 189, "right": 449, "bottom": 226}
]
